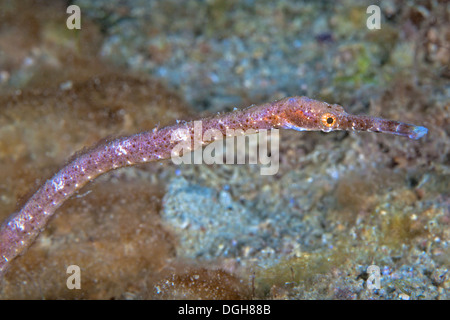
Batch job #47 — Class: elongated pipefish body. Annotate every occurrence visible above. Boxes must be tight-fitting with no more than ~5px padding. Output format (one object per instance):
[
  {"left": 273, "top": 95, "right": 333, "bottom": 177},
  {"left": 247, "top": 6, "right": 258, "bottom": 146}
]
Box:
[{"left": 0, "top": 96, "right": 427, "bottom": 277}]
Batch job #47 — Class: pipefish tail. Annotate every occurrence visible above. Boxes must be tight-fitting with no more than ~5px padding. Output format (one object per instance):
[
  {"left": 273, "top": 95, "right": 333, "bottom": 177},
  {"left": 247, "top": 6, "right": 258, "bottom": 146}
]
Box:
[{"left": 0, "top": 96, "right": 427, "bottom": 277}]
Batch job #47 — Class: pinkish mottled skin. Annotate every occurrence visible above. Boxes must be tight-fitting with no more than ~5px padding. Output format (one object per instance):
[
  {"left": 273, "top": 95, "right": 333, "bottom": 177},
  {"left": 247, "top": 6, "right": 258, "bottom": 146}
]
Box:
[{"left": 0, "top": 96, "right": 427, "bottom": 277}]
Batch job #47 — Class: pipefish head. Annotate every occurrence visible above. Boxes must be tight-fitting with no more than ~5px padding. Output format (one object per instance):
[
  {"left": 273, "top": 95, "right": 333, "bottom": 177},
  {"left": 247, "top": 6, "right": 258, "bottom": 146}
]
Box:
[
  {"left": 279, "top": 96, "right": 428, "bottom": 139},
  {"left": 279, "top": 96, "right": 347, "bottom": 133}
]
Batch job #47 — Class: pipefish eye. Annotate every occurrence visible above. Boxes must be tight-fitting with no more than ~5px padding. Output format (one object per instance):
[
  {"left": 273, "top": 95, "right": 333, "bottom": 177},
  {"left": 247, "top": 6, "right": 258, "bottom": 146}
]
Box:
[{"left": 321, "top": 113, "right": 337, "bottom": 127}]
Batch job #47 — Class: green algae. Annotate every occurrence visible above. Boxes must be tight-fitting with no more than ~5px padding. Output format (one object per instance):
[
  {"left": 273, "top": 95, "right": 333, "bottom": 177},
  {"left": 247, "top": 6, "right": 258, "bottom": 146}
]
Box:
[{"left": 333, "top": 44, "right": 378, "bottom": 87}]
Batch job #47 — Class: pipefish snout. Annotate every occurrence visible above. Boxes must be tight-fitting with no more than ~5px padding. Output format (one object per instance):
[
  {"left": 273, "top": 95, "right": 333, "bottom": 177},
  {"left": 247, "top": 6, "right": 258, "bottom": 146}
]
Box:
[{"left": 0, "top": 96, "right": 427, "bottom": 277}]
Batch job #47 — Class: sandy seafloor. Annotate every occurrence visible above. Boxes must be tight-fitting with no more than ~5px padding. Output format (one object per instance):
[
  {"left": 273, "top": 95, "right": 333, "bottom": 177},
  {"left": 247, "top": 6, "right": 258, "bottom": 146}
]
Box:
[{"left": 0, "top": 0, "right": 448, "bottom": 299}]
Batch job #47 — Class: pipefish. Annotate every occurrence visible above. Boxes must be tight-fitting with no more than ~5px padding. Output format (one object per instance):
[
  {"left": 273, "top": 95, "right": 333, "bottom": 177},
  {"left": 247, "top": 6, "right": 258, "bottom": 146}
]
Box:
[{"left": 0, "top": 96, "right": 427, "bottom": 277}]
